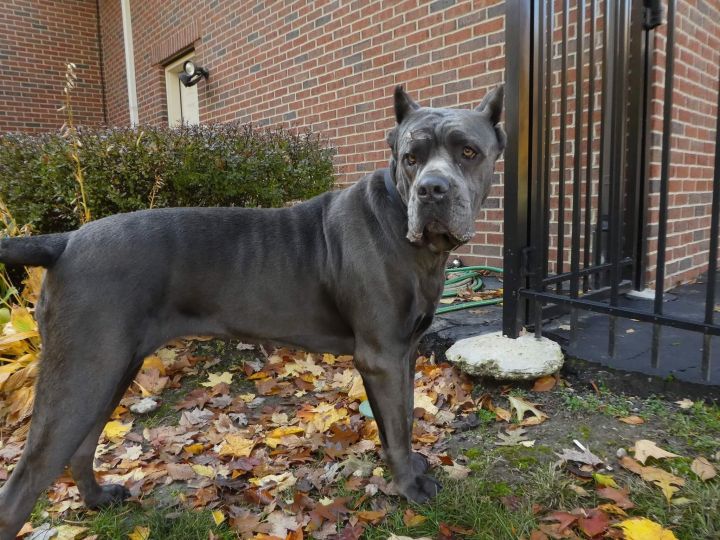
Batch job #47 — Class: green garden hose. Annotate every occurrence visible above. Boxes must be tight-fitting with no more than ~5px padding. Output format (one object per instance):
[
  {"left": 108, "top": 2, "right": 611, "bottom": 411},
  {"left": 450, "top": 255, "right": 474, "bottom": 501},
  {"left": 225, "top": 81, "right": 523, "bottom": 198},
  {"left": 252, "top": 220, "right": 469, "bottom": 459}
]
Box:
[{"left": 436, "top": 265, "right": 503, "bottom": 314}]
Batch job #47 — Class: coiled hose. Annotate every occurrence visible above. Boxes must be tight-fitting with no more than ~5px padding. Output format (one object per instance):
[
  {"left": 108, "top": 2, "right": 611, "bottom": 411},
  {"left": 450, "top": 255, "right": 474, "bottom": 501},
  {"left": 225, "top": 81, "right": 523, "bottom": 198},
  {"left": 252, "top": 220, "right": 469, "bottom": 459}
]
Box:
[{"left": 436, "top": 265, "right": 504, "bottom": 314}]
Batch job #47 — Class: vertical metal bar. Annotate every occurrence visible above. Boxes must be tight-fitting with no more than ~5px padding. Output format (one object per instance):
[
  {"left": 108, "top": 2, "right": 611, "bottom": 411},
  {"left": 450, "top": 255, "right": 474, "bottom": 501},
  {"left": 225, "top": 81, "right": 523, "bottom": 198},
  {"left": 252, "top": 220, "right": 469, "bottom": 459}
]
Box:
[
  {"left": 701, "top": 77, "right": 720, "bottom": 380},
  {"left": 531, "top": 0, "right": 546, "bottom": 339},
  {"left": 652, "top": 0, "right": 676, "bottom": 367},
  {"left": 556, "top": 0, "right": 570, "bottom": 288},
  {"left": 503, "top": 0, "right": 532, "bottom": 339},
  {"left": 595, "top": 0, "right": 613, "bottom": 288},
  {"left": 608, "top": 0, "right": 629, "bottom": 358},
  {"left": 583, "top": 0, "right": 596, "bottom": 292},
  {"left": 542, "top": 0, "right": 554, "bottom": 279},
  {"left": 570, "top": 0, "right": 585, "bottom": 300},
  {"left": 569, "top": 0, "right": 586, "bottom": 348}
]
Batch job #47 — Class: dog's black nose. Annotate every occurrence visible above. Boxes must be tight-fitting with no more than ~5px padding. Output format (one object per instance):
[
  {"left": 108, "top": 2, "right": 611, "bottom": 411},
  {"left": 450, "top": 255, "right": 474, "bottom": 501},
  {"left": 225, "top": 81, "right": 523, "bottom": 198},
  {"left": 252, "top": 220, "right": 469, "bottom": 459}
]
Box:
[{"left": 416, "top": 176, "right": 449, "bottom": 203}]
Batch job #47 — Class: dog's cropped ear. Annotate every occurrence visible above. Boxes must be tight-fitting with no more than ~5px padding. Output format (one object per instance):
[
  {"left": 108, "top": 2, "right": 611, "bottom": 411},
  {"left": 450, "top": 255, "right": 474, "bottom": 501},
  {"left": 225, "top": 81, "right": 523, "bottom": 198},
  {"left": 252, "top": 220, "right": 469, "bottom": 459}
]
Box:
[
  {"left": 476, "top": 84, "right": 504, "bottom": 126},
  {"left": 394, "top": 85, "right": 420, "bottom": 124}
]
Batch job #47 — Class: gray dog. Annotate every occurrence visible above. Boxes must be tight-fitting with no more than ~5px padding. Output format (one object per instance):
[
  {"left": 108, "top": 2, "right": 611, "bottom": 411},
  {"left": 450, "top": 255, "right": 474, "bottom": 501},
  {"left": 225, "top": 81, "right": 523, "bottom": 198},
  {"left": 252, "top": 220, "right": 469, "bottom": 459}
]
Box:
[{"left": 0, "top": 85, "right": 504, "bottom": 537}]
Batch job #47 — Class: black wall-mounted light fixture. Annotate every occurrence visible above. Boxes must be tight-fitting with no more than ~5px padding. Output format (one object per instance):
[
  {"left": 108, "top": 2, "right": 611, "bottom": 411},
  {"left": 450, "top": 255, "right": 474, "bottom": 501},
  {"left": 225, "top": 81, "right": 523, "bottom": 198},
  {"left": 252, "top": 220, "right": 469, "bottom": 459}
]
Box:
[{"left": 179, "top": 60, "right": 209, "bottom": 87}]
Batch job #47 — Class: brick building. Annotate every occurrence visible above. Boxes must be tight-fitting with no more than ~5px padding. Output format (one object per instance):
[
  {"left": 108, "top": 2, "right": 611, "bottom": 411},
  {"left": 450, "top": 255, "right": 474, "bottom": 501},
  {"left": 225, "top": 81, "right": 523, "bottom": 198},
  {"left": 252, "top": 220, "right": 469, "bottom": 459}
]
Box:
[{"left": 0, "top": 0, "right": 718, "bottom": 290}]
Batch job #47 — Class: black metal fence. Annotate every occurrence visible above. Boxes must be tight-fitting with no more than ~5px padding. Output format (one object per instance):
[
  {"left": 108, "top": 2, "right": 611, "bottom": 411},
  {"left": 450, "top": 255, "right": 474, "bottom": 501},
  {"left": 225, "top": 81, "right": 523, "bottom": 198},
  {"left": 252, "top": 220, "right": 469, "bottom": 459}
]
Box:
[{"left": 503, "top": 0, "right": 720, "bottom": 382}]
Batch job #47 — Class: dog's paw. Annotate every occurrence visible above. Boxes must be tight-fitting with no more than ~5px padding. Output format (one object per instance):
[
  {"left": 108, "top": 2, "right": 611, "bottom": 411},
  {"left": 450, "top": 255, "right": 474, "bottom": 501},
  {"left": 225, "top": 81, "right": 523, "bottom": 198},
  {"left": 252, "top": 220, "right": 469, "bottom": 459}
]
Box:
[
  {"left": 85, "top": 484, "right": 130, "bottom": 509},
  {"left": 410, "top": 452, "right": 429, "bottom": 474},
  {"left": 398, "top": 473, "right": 442, "bottom": 504}
]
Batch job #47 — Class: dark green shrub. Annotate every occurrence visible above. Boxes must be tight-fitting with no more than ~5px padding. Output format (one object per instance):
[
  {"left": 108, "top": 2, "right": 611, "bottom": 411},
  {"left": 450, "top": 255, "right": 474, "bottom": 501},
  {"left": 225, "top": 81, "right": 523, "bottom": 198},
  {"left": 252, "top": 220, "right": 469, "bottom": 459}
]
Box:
[{"left": 0, "top": 123, "right": 335, "bottom": 233}]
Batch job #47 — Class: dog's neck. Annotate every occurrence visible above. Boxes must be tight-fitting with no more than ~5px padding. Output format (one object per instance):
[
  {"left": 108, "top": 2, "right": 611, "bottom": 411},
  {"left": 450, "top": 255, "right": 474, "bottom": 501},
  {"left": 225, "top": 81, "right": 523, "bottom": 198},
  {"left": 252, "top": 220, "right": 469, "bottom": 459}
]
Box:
[{"left": 383, "top": 168, "right": 406, "bottom": 211}]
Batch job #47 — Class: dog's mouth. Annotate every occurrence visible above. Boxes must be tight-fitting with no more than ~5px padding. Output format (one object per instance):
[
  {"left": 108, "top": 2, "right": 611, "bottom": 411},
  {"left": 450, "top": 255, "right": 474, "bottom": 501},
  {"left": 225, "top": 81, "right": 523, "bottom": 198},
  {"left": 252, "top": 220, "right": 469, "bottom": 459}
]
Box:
[{"left": 407, "top": 220, "right": 471, "bottom": 252}]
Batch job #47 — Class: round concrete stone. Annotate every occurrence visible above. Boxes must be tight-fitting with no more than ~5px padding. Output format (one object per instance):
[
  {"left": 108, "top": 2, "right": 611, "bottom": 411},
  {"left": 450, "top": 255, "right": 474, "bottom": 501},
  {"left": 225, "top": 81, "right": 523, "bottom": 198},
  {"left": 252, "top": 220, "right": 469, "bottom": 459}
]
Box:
[{"left": 445, "top": 331, "right": 564, "bottom": 380}]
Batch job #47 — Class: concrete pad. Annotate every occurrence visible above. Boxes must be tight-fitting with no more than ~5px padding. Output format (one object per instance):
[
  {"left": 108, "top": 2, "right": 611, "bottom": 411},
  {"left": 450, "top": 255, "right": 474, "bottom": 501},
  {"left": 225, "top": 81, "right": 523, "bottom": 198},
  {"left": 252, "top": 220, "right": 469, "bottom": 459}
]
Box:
[{"left": 445, "top": 331, "right": 564, "bottom": 380}]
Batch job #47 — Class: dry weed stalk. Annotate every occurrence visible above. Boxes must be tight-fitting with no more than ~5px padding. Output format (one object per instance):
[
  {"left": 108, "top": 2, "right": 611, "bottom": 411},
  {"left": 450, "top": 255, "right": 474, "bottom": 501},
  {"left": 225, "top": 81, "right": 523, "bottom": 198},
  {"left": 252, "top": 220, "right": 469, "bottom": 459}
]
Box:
[{"left": 59, "top": 62, "right": 91, "bottom": 224}]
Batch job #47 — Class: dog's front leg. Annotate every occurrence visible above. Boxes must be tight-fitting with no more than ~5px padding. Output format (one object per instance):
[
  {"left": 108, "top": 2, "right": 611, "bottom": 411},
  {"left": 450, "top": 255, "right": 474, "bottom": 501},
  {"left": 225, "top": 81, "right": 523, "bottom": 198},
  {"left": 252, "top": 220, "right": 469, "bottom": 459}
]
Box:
[{"left": 354, "top": 340, "right": 441, "bottom": 503}]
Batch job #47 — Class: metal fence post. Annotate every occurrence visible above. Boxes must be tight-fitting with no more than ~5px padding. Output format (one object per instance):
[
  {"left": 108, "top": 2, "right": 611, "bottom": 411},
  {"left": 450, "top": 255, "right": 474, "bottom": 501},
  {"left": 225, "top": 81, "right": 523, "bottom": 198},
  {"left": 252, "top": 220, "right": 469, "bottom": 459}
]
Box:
[{"left": 502, "top": 0, "right": 532, "bottom": 338}]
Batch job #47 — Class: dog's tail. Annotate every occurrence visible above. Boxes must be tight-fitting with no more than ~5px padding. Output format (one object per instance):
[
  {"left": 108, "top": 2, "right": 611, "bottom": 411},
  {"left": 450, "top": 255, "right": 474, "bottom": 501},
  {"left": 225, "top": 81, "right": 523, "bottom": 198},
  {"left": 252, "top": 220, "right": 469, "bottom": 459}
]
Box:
[{"left": 0, "top": 233, "right": 70, "bottom": 267}]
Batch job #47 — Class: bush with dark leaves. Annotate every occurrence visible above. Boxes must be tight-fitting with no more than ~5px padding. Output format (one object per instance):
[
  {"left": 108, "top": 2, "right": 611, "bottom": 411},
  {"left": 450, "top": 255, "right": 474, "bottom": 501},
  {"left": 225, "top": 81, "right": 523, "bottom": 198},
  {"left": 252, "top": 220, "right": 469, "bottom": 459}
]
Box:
[{"left": 0, "top": 123, "right": 335, "bottom": 233}]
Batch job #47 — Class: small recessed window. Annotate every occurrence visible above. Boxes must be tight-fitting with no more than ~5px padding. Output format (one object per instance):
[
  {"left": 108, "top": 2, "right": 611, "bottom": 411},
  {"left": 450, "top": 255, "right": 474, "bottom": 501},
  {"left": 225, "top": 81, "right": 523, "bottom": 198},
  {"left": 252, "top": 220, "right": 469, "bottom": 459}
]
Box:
[{"left": 165, "top": 53, "right": 199, "bottom": 126}]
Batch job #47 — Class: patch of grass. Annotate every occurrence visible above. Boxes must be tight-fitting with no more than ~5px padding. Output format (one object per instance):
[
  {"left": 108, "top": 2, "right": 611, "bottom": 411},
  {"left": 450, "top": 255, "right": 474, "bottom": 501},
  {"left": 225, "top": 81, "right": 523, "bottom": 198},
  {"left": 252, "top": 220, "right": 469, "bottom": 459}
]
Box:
[
  {"left": 476, "top": 408, "right": 497, "bottom": 425},
  {"left": 54, "top": 503, "right": 235, "bottom": 540}
]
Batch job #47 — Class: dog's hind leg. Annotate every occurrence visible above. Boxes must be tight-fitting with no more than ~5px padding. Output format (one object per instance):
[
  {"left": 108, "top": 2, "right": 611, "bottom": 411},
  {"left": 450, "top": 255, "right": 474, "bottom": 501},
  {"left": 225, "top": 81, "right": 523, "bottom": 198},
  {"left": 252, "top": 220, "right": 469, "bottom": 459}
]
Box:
[
  {"left": 0, "top": 344, "right": 138, "bottom": 540},
  {"left": 69, "top": 358, "right": 143, "bottom": 509}
]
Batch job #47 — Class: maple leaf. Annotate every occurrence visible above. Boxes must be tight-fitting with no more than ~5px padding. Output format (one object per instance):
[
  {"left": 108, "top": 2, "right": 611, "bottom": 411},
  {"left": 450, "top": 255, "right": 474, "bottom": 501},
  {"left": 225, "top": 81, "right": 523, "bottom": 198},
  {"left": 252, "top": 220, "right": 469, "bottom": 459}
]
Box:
[
  {"left": 542, "top": 510, "right": 578, "bottom": 532},
  {"left": 674, "top": 398, "right": 694, "bottom": 409},
  {"left": 507, "top": 396, "right": 548, "bottom": 424},
  {"left": 265, "top": 510, "right": 300, "bottom": 537},
  {"left": 633, "top": 440, "right": 682, "bottom": 464},
  {"left": 102, "top": 420, "right": 132, "bottom": 442},
  {"left": 578, "top": 508, "right": 609, "bottom": 538},
  {"left": 414, "top": 391, "right": 439, "bottom": 415},
  {"left": 191, "top": 464, "right": 215, "bottom": 478},
  {"left": 597, "top": 486, "right": 635, "bottom": 509},
  {"left": 617, "top": 517, "right": 678, "bottom": 540},
  {"left": 53, "top": 525, "right": 88, "bottom": 540},
  {"left": 265, "top": 426, "right": 305, "bottom": 448},
  {"left": 495, "top": 428, "right": 534, "bottom": 447},
  {"left": 218, "top": 433, "right": 256, "bottom": 457},
  {"left": 555, "top": 444, "right": 604, "bottom": 467},
  {"left": 691, "top": 456, "right": 717, "bottom": 481},
  {"left": 441, "top": 462, "right": 472, "bottom": 479},
  {"left": 201, "top": 371, "right": 233, "bottom": 387},
  {"left": 620, "top": 456, "right": 685, "bottom": 502}
]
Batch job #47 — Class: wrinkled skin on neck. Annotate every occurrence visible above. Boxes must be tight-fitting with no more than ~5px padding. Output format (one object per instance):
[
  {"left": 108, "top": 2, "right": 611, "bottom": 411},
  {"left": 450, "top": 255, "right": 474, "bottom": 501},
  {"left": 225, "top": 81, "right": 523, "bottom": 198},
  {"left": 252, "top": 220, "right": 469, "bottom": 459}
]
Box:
[{"left": 387, "top": 86, "right": 506, "bottom": 253}]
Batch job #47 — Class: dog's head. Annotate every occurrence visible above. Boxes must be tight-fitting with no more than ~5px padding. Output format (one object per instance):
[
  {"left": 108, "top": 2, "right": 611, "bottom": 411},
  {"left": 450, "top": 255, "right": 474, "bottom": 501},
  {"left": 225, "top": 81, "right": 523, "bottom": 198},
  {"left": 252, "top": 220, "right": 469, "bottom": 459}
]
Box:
[{"left": 387, "top": 85, "right": 505, "bottom": 251}]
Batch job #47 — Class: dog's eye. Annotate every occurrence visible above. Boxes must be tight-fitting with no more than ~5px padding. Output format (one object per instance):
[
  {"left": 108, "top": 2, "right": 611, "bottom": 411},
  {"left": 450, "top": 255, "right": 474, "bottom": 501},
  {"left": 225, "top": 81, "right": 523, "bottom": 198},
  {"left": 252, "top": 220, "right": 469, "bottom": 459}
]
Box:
[
  {"left": 462, "top": 146, "right": 477, "bottom": 159},
  {"left": 405, "top": 153, "right": 417, "bottom": 166}
]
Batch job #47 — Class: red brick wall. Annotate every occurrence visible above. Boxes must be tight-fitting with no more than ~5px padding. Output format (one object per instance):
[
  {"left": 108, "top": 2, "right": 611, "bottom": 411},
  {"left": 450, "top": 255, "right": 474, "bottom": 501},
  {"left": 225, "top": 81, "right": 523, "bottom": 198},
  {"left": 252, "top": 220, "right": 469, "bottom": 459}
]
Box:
[
  {"left": 644, "top": 0, "right": 720, "bottom": 290},
  {"left": 99, "top": 0, "right": 506, "bottom": 268},
  {"left": 0, "top": 0, "right": 104, "bottom": 132}
]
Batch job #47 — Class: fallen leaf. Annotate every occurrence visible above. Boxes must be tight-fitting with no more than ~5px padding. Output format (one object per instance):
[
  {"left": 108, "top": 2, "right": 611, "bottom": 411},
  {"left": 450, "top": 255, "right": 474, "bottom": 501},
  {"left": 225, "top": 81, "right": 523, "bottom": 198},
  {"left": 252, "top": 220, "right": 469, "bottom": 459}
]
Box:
[
  {"left": 403, "top": 509, "right": 427, "bottom": 527},
  {"left": 617, "top": 517, "right": 678, "bottom": 540},
  {"left": 356, "top": 509, "right": 387, "bottom": 524},
  {"left": 508, "top": 396, "right": 548, "bottom": 424},
  {"left": 578, "top": 508, "right": 609, "bottom": 537},
  {"left": 618, "top": 415, "right": 645, "bottom": 425},
  {"left": 632, "top": 440, "right": 681, "bottom": 464},
  {"left": 597, "top": 486, "right": 635, "bottom": 509},
  {"left": 593, "top": 472, "right": 619, "bottom": 488},
  {"left": 532, "top": 375, "right": 556, "bottom": 392},
  {"left": 201, "top": 371, "right": 233, "bottom": 387},
  {"left": 191, "top": 464, "right": 215, "bottom": 478},
  {"left": 218, "top": 434, "right": 255, "bottom": 457},
  {"left": 675, "top": 398, "right": 694, "bottom": 409},
  {"left": 54, "top": 525, "right": 88, "bottom": 540},
  {"left": 441, "top": 462, "right": 471, "bottom": 479},
  {"left": 102, "top": 420, "right": 132, "bottom": 442},
  {"left": 494, "top": 406, "right": 512, "bottom": 422},
  {"left": 128, "top": 526, "right": 150, "bottom": 540},
  {"left": 211, "top": 510, "right": 225, "bottom": 526},
  {"left": 495, "top": 428, "right": 534, "bottom": 447},
  {"left": 691, "top": 456, "right": 717, "bottom": 481}
]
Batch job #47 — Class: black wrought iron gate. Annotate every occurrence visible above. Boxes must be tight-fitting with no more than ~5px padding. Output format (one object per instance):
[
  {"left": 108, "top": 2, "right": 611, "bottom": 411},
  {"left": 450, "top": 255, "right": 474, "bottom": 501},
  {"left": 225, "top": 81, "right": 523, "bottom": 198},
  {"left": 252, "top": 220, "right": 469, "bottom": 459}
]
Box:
[{"left": 503, "top": 0, "right": 720, "bottom": 382}]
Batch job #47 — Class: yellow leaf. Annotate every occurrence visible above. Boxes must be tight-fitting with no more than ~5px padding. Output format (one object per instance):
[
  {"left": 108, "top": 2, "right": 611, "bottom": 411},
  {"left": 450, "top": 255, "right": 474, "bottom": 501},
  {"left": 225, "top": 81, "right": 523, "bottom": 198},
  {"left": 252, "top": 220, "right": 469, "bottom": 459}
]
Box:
[
  {"left": 593, "top": 472, "right": 619, "bottom": 488},
  {"left": 413, "top": 392, "right": 438, "bottom": 415},
  {"left": 184, "top": 443, "right": 204, "bottom": 455},
  {"left": 201, "top": 371, "right": 233, "bottom": 387},
  {"left": 265, "top": 426, "right": 305, "bottom": 448},
  {"left": 211, "top": 509, "right": 225, "bottom": 526},
  {"left": 322, "top": 353, "right": 337, "bottom": 365},
  {"left": 691, "top": 456, "right": 717, "bottom": 481},
  {"left": 617, "top": 517, "right": 678, "bottom": 540},
  {"left": 142, "top": 355, "right": 166, "bottom": 375},
  {"left": 632, "top": 439, "right": 681, "bottom": 464},
  {"left": 192, "top": 464, "right": 215, "bottom": 478},
  {"left": 300, "top": 402, "right": 348, "bottom": 433},
  {"left": 54, "top": 524, "right": 88, "bottom": 540},
  {"left": 10, "top": 306, "right": 37, "bottom": 333},
  {"left": 128, "top": 526, "right": 151, "bottom": 540},
  {"left": 494, "top": 407, "right": 512, "bottom": 422},
  {"left": 219, "top": 434, "right": 255, "bottom": 457},
  {"left": 102, "top": 420, "right": 132, "bottom": 441},
  {"left": 249, "top": 471, "right": 296, "bottom": 491},
  {"left": 347, "top": 372, "right": 367, "bottom": 401}
]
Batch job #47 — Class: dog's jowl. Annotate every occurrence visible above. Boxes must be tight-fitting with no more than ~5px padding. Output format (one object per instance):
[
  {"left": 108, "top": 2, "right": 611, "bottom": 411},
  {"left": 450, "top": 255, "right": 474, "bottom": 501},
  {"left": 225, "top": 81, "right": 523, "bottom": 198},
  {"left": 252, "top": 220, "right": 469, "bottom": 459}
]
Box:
[{"left": 0, "top": 85, "right": 503, "bottom": 537}]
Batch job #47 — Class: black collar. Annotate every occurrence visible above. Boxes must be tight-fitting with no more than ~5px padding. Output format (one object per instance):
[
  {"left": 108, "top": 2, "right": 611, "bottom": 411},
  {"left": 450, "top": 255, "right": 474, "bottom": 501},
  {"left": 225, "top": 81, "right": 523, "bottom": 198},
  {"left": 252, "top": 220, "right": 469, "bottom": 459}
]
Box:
[{"left": 384, "top": 169, "right": 406, "bottom": 210}]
